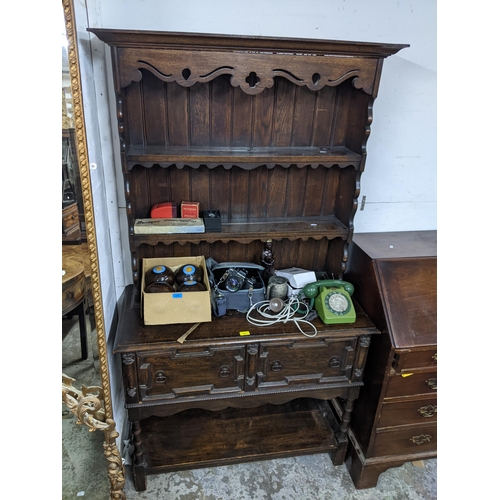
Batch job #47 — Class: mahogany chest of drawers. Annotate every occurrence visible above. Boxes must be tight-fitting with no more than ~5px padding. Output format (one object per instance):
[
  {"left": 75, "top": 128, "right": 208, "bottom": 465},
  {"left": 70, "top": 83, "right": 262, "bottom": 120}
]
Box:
[{"left": 336, "top": 230, "right": 437, "bottom": 489}]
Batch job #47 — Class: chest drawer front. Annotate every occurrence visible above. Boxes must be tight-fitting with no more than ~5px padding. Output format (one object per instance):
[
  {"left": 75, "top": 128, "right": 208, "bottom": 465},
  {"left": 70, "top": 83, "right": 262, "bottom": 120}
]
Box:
[
  {"left": 373, "top": 423, "right": 437, "bottom": 457},
  {"left": 385, "top": 370, "right": 437, "bottom": 399},
  {"left": 136, "top": 346, "right": 246, "bottom": 402},
  {"left": 394, "top": 349, "right": 437, "bottom": 373},
  {"left": 256, "top": 337, "right": 357, "bottom": 389},
  {"left": 378, "top": 397, "right": 437, "bottom": 428}
]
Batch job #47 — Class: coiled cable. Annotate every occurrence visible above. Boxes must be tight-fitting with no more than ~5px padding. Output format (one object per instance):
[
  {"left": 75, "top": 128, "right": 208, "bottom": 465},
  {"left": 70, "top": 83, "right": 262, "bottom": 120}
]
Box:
[{"left": 245, "top": 296, "right": 318, "bottom": 337}]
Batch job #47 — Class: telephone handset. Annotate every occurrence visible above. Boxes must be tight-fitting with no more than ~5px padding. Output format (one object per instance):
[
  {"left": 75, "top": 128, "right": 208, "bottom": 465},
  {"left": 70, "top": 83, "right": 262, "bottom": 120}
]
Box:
[{"left": 302, "top": 280, "right": 356, "bottom": 324}]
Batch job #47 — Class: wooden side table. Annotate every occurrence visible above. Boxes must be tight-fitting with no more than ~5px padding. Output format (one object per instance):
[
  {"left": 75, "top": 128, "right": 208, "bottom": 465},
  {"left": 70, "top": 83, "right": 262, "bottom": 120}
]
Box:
[{"left": 62, "top": 251, "right": 88, "bottom": 361}]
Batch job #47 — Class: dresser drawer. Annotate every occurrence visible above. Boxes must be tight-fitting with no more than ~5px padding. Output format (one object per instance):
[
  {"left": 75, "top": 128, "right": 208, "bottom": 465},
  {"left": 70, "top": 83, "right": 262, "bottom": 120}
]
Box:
[
  {"left": 372, "top": 423, "right": 437, "bottom": 457},
  {"left": 385, "top": 370, "right": 437, "bottom": 399},
  {"left": 378, "top": 397, "right": 437, "bottom": 428},
  {"left": 394, "top": 349, "right": 437, "bottom": 373},
  {"left": 135, "top": 346, "right": 246, "bottom": 402},
  {"left": 256, "top": 337, "right": 358, "bottom": 389}
]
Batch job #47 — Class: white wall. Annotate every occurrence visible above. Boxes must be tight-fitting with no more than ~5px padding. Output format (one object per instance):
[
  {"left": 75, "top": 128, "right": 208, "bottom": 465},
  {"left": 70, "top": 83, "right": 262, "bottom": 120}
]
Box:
[
  {"left": 86, "top": 0, "right": 436, "bottom": 240},
  {"left": 77, "top": 0, "right": 436, "bottom": 453}
]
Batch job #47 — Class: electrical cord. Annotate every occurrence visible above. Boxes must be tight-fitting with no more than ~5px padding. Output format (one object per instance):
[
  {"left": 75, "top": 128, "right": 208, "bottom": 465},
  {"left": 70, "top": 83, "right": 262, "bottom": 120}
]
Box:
[{"left": 245, "top": 296, "right": 318, "bottom": 337}]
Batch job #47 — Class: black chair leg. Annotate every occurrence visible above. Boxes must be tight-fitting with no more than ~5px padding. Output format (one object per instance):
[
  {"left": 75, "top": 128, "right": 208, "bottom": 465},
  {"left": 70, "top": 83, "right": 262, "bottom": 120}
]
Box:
[{"left": 76, "top": 301, "right": 88, "bottom": 360}]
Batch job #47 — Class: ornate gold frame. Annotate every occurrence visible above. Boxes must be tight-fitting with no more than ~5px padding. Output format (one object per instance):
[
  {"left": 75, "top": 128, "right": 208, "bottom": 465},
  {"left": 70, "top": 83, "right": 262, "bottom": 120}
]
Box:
[{"left": 62, "top": 0, "right": 126, "bottom": 498}]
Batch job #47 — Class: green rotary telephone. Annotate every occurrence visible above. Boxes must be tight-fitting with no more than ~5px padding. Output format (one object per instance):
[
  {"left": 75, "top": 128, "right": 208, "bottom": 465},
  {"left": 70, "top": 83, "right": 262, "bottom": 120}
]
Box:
[{"left": 302, "top": 280, "right": 356, "bottom": 324}]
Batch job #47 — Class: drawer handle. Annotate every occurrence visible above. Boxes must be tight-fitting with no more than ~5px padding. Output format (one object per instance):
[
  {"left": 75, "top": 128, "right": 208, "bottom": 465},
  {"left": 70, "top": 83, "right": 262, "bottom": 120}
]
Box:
[
  {"left": 431, "top": 353, "right": 437, "bottom": 363},
  {"left": 271, "top": 361, "right": 282, "bottom": 372},
  {"left": 154, "top": 371, "right": 167, "bottom": 383},
  {"left": 218, "top": 365, "right": 231, "bottom": 378},
  {"left": 425, "top": 378, "right": 437, "bottom": 390},
  {"left": 418, "top": 405, "right": 437, "bottom": 418},
  {"left": 410, "top": 434, "right": 433, "bottom": 445},
  {"left": 329, "top": 356, "right": 340, "bottom": 368}
]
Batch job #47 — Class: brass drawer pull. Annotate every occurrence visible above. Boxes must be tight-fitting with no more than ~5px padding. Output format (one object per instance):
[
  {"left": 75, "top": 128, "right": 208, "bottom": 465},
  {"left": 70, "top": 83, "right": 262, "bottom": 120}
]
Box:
[
  {"left": 218, "top": 365, "right": 231, "bottom": 378},
  {"left": 410, "top": 434, "right": 432, "bottom": 445},
  {"left": 431, "top": 353, "right": 437, "bottom": 363},
  {"left": 154, "top": 371, "right": 167, "bottom": 383},
  {"left": 425, "top": 378, "right": 437, "bottom": 390},
  {"left": 271, "top": 361, "right": 282, "bottom": 372},
  {"left": 418, "top": 405, "right": 437, "bottom": 418}
]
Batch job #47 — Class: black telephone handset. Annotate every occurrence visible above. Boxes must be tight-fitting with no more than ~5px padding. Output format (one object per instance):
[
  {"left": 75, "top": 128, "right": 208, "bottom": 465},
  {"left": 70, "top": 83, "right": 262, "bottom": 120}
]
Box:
[{"left": 302, "top": 280, "right": 356, "bottom": 324}]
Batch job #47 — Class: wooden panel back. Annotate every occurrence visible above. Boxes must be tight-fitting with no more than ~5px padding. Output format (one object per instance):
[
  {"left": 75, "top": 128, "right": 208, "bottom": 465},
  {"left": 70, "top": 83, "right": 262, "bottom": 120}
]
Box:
[
  {"left": 123, "top": 75, "right": 359, "bottom": 150},
  {"left": 128, "top": 164, "right": 352, "bottom": 221},
  {"left": 136, "top": 238, "right": 345, "bottom": 278}
]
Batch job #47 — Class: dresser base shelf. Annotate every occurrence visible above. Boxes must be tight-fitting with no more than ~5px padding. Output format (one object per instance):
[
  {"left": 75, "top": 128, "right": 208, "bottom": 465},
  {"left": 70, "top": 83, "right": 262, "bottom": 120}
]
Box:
[{"left": 132, "top": 397, "right": 344, "bottom": 491}]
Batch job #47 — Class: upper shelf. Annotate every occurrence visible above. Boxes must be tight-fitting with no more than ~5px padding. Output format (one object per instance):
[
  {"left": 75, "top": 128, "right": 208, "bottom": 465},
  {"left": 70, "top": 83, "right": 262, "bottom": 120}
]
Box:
[{"left": 126, "top": 146, "right": 362, "bottom": 170}]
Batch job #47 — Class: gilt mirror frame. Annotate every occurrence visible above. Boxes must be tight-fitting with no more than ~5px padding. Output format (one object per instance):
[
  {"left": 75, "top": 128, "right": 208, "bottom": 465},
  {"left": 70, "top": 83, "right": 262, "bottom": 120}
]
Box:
[{"left": 62, "top": 0, "right": 126, "bottom": 498}]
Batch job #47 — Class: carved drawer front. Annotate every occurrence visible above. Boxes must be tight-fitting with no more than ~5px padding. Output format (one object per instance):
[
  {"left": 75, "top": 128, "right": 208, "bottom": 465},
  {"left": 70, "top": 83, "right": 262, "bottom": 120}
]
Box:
[
  {"left": 372, "top": 423, "right": 437, "bottom": 457},
  {"left": 393, "top": 349, "right": 438, "bottom": 373},
  {"left": 385, "top": 370, "right": 437, "bottom": 399},
  {"left": 378, "top": 397, "right": 437, "bottom": 429},
  {"left": 136, "top": 346, "right": 246, "bottom": 402},
  {"left": 256, "top": 337, "right": 358, "bottom": 389}
]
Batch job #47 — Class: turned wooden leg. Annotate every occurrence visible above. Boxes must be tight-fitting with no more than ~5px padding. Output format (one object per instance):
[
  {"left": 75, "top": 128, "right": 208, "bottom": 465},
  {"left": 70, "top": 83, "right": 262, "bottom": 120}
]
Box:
[
  {"left": 332, "top": 392, "right": 357, "bottom": 466},
  {"left": 132, "top": 421, "right": 147, "bottom": 491}
]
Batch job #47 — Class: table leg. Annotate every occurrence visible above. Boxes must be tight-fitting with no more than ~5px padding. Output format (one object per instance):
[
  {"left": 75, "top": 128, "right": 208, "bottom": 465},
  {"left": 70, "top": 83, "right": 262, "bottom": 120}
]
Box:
[
  {"left": 76, "top": 301, "right": 88, "bottom": 360},
  {"left": 132, "top": 421, "right": 147, "bottom": 491}
]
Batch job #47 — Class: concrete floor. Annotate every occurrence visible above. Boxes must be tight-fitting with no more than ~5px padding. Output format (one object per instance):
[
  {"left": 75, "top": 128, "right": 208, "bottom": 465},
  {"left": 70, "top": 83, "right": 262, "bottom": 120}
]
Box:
[{"left": 62, "top": 315, "right": 437, "bottom": 500}]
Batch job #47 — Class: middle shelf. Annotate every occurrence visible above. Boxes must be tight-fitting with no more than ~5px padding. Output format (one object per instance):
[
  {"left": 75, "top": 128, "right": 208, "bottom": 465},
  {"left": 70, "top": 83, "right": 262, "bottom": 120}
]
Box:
[{"left": 133, "top": 216, "right": 350, "bottom": 246}]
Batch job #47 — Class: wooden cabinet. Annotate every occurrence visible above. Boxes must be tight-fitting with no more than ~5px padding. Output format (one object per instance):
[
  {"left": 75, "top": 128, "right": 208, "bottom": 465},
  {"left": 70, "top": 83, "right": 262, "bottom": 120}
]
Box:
[
  {"left": 336, "top": 230, "right": 437, "bottom": 489},
  {"left": 116, "top": 284, "right": 379, "bottom": 489},
  {"left": 90, "top": 28, "right": 407, "bottom": 491}
]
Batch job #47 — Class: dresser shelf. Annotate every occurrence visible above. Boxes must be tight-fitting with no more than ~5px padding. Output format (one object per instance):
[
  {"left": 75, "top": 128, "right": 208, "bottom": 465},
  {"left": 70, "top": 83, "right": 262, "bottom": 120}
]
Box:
[
  {"left": 134, "top": 216, "right": 349, "bottom": 246},
  {"left": 126, "top": 145, "right": 362, "bottom": 170},
  {"left": 138, "top": 398, "right": 341, "bottom": 474}
]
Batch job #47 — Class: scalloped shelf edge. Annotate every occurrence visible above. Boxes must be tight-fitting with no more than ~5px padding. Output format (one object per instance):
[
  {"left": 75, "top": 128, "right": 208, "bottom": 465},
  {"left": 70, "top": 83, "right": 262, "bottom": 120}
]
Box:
[
  {"left": 127, "top": 161, "right": 360, "bottom": 171},
  {"left": 133, "top": 233, "right": 348, "bottom": 246}
]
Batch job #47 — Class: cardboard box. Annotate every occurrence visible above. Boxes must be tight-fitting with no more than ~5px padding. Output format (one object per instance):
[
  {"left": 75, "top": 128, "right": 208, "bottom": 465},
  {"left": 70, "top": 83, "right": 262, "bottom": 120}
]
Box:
[
  {"left": 141, "top": 256, "right": 212, "bottom": 325},
  {"left": 203, "top": 210, "right": 222, "bottom": 232},
  {"left": 181, "top": 201, "right": 200, "bottom": 218}
]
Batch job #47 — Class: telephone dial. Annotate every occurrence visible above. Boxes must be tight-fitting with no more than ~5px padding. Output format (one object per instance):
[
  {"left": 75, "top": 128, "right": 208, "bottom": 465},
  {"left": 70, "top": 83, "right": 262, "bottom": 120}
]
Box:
[{"left": 302, "top": 280, "right": 356, "bottom": 324}]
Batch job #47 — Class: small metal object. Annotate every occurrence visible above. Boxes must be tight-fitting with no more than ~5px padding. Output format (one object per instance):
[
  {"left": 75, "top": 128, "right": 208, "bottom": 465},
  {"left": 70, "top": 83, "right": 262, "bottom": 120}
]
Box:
[
  {"left": 425, "top": 378, "right": 437, "bottom": 390},
  {"left": 410, "top": 434, "right": 432, "bottom": 445},
  {"left": 417, "top": 405, "right": 437, "bottom": 418}
]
